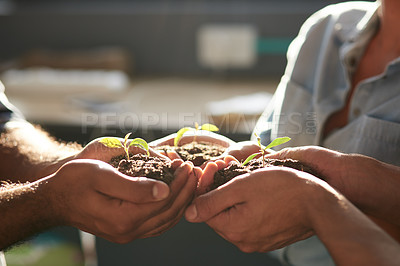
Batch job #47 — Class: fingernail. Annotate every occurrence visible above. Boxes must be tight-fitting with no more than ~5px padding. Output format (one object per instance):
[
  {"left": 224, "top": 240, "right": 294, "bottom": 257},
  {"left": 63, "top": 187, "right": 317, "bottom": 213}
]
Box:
[
  {"left": 186, "top": 204, "right": 197, "bottom": 221},
  {"left": 153, "top": 183, "right": 169, "bottom": 200}
]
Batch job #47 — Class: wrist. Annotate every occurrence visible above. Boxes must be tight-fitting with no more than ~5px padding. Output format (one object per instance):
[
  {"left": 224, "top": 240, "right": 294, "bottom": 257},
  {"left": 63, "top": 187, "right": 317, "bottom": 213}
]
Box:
[
  {"left": 32, "top": 149, "right": 80, "bottom": 180},
  {"left": 303, "top": 179, "right": 346, "bottom": 233},
  {"left": 37, "top": 174, "right": 68, "bottom": 227}
]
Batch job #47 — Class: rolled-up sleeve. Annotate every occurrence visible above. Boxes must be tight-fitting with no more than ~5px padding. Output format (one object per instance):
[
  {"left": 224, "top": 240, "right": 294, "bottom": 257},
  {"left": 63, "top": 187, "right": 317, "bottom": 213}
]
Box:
[{"left": 0, "top": 81, "right": 29, "bottom": 132}]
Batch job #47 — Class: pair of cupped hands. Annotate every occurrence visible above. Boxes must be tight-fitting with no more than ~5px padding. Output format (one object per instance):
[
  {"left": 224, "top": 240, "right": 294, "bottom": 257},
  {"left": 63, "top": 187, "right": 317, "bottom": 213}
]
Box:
[{"left": 42, "top": 131, "right": 351, "bottom": 253}]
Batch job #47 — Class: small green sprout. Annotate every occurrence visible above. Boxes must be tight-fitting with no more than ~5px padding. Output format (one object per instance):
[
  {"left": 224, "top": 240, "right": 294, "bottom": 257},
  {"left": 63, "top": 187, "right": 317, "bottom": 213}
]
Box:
[
  {"left": 99, "top": 133, "right": 150, "bottom": 161},
  {"left": 242, "top": 134, "right": 291, "bottom": 167},
  {"left": 174, "top": 122, "right": 219, "bottom": 147}
]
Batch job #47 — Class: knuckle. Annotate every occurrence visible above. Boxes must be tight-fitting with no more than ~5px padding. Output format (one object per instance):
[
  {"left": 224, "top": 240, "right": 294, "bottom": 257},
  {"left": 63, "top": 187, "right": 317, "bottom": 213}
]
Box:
[{"left": 157, "top": 209, "right": 182, "bottom": 227}]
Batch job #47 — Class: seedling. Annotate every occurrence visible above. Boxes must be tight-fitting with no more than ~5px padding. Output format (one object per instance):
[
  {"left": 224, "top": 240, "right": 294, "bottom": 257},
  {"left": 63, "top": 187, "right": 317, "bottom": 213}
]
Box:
[
  {"left": 99, "top": 133, "right": 150, "bottom": 161},
  {"left": 242, "top": 134, "right": 291, "bottom": 167},
  {"left": 174, "top": 122, "right": 219, "bottom": 147}
]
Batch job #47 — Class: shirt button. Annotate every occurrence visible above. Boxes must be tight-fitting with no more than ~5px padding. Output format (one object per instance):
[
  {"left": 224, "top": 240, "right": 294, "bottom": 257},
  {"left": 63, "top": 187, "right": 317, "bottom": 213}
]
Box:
[{"left": 353, "top": 108, "right": 361, "bottom": 117}]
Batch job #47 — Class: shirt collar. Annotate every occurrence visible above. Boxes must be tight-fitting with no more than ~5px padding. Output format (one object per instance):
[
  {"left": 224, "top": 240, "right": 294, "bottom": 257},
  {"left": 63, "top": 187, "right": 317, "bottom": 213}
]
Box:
[{"left": 338, "top": 2, "right": 380, "bottom": 75}]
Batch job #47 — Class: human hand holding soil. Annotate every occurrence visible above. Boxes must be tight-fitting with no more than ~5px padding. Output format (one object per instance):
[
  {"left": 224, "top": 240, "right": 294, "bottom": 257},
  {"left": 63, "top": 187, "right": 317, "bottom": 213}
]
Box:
[
  {"left": 77, "top": 136, "right": 168, "bottom": 162},
  {"left": 150, "top": 130, "right": 234, "bottom": 148},
  {"left": 37, "top": 136, "right": 168, "bottom": 180},
  {"left": 267, "top": 146, "right": 400, "bottom": 240},
  {"left": 185, "top": 166, "right": 326, "bottom": 252},
  {"left": 0, "top": 158, "right": 198, "bottom": 249},
  {"left": 44, "top": 158, "right": 198, "bottom": 243},
  {"left": 185, "top": 166, "right": 400, "bottom": 265},
  {"left": 221, "top": 141, "right": 270, "bottom": 162},
  {"left": 150, "top": 131, "right": 234, "bottom": 167}
]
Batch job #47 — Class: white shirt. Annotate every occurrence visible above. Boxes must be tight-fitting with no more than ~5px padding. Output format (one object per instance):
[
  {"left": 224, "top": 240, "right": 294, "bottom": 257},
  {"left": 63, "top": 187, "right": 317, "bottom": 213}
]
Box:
[{"left": 254, "top": 1, "right": 399, "bottom": 265}]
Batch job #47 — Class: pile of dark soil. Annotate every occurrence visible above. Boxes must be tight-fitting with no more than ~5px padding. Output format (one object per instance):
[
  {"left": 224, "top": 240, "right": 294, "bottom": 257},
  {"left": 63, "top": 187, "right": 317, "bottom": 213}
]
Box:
[
  {"left": 211, "top": 158, "right": 316, "bottom": 191},
  {"left": 155, "top": 142, "right": 226, "bottom": 166},
  {"left": 110, "top": 154, "right": 175, "bottom": 185}
]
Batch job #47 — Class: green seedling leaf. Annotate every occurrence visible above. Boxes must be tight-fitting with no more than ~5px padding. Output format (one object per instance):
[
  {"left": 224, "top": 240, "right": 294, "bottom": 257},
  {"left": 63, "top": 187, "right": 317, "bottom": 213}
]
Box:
[
  {"left": 200, "top": 124, "right": 219, "bottom": 132},
  {"left": 174, "top": 127, "right": 193, "bottom": 147},
  {"left": 264, "top": 137, "right": 291, "bottom": 150},
  {"left": 242, "top": 153, "right": 259, "bottom": 166},
  {"left": 129, "top": 137, "right": 150, "bottom": 156},
  {"left": 124, "top": 132, "right": 132, "bottom": 145},
  {"left": 99, "top": 137, "right": 123, "bottom": 149}
]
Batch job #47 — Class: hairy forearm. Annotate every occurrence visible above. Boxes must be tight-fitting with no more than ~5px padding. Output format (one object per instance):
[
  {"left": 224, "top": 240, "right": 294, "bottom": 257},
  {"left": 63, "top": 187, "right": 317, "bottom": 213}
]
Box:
[
  {"left": 0, "top": 124, "right": 81, "bottom": 182},
  {"left": 0, "top": 177, "right": 59, "bottom": 250},
  {"left": 307, "top": 186, "right": 400, "bottom": 265},
  {"left": 343, "top": 154, "right": 400, "bottom": 226}
]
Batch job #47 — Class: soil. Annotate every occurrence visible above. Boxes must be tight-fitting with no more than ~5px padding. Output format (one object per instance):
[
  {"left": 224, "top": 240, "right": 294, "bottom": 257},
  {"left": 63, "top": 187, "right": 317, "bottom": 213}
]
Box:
[
  {"left": 154, "top": 142, "right": 226, "bottom": 166},
  {"left": 211, "top": 158, "right": 316, "bottom": 191},
  {"left": 110, "top": 154, "right": 175, "bottom": 185}
]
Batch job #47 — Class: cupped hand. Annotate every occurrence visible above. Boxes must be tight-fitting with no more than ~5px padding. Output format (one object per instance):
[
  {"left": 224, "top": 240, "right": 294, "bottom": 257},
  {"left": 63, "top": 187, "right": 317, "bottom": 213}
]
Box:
[
  {"left": 39, "top": 136, "right": 169, "bottom": 178},
  {"left": 149, "top": 131, "right": 235, "bottom": 161},
  {"left": 149, "top": 131, "right": 235, "bottom": 148},
  {"left": 265, "top": 146, "right": 349, "bottom": 196},
  {"left": 196, "top": 156, "right": 238, "bottom": 195},
  {"left": 221, "top": 141, "right": 267, "bottom": 162},
  {"left": 185, "top": 166, "right": 324, "bottom": 253},
  {"left": 46, "top": 159, "right": 200, "bottom": 243},
  {"left": 77, "top": 137, "right": 168, "bottom": 162}
]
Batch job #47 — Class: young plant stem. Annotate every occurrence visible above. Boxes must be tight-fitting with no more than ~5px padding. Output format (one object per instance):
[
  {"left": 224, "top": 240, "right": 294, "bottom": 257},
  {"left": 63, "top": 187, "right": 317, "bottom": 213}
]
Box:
[{"left": 193, "top": 122, "right": 199, "bottom": 143}]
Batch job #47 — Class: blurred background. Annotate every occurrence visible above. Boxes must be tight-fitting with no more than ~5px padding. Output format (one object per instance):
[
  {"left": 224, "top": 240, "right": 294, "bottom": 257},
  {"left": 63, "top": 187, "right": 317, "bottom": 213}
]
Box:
[{"left": 0, "top": 0, "right": 351, "bottom": 265}]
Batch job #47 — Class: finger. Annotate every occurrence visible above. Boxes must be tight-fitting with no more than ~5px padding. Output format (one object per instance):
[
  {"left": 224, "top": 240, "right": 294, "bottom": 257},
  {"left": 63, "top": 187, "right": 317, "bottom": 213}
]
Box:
[
  {"left": 94, "top": 165, "right": 170, "bottom": 203},
  {"left": 133, "top": 166, "right": 198, "bottom": 238},
  {"left": 167, "top": 150, "right": 181, "bottom": 160},
  {"left": 214, "top": 159, "right": 227, "bottom": 170},
  {"left": 80, "top": 139, "right": 125, "bottom": 161},
  {"left": 149, "top": 147, "right": 170, "bottom": 160},
  {"left": 224, "top": 155, "right": 239, "bottom": 165},
  {"left": 169, "top": 162, "right": 193, "bottom": 194},
  {"left": 170, "top": 159, "right": 184, "bottom": 170},
  {"left": 197, "top": 162, "right": 219, "bottom": 195},
  {"left": 192, "top": 167, "right": 203, "bottom": 183},
  {"left": 105, "top": 163, "right": 191, "bottom": 233},
  {"left": 265, "top": 147, "right": 295, "bottom": 160},
  {"left": 158, "top": 150, "right": 167, "bottom": 156},
  {"left": 185, "top": 174, "right": 249, "bottom": 223}
]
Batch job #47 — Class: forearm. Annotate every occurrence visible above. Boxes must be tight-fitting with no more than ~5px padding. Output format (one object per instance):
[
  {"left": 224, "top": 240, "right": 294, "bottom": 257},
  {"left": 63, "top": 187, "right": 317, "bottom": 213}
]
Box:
[
  {"left": 308, "top": 186, "right": 400, "bottom": 265},
  {"left": 0, "top": 124, "right": 81, "bottom": 182},
  {"left": 0, "top": 177, "right": 59, "bottom": 250},
  {"left": 342, "top": 154, "right": 400, "bottom": 225}
]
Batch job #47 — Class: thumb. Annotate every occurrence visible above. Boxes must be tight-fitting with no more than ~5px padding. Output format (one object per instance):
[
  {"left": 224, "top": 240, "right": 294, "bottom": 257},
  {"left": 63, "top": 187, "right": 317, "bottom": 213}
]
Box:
[
  {"left": 265, "top": 147, "right": 298, "bottom": 160},
  {"left": 94, "top": 162, "right": 170, "bottom": 203},
  {"left": 185, "top": 174, "right": 248, "bottom": 223}
]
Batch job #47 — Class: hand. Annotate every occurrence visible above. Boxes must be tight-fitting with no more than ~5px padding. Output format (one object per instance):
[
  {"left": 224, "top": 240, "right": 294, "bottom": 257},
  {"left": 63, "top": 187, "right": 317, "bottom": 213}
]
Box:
[
  {"left": 222, "top": 141, "right": 267, "bottom": 162},
  {"left": 266, "top": 146, "right": 400, "bottom": 240},
  {"left": 185, "top": 164, "right": 326, "bottom": 252},
  {"left": 196, "top": 156, "right": 238, "bottom": 195},
  {"left": 45, "top": 159, "right": 200, "bottom": 243},
  {"left": 149, "top": 131, "right": 235, "bottom": 161},
  {"left": 265, "top": 146, "right": 352, "bottom": 200},
  {"left": 40, "top": 136, "right": 168, "bottom": 178},
  {"left": 78, "top": 137, "right": 168, "bottom": 162},
  {"left": 149, "top": 131, "right": 234, "bottom": 148}
]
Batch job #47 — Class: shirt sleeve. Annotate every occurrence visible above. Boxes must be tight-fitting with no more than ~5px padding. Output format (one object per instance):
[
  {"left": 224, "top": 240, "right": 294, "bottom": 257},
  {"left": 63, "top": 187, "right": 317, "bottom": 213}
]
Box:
[{"left": 0, "top": 81, "right": 29, "bottom": 132}]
